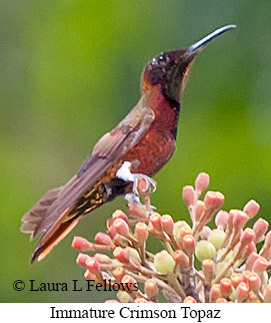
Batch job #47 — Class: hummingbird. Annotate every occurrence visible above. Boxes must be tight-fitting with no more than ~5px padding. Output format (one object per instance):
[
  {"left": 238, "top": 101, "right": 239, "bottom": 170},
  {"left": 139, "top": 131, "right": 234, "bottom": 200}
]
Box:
[{"left": 21, "top": 25, "right": 236, "bottom": 263}]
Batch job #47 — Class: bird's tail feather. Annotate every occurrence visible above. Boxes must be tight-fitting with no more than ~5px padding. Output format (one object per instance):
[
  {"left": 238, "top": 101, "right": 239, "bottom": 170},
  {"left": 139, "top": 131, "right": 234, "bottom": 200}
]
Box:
[
  {"left": 30, "top": 215, "right": 81, "bottom": 263},
  {"left": 22, "top": 181, "right": 109, "bottom": 263}
]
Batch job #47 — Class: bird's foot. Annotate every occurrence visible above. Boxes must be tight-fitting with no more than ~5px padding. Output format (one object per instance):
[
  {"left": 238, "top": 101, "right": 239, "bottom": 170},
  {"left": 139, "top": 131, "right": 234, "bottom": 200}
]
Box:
[
  {"left": 116, "top": 161, "right": 156, "bottom": 211},
  {"left": 132, "top": 174, "right": 156, "bottom": 196}
]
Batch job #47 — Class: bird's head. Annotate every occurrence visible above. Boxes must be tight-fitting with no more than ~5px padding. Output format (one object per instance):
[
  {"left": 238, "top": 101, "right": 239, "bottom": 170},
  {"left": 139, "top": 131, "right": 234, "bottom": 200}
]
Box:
[{"left": 141, "top": 25, "right": 236, "bottom": 107}]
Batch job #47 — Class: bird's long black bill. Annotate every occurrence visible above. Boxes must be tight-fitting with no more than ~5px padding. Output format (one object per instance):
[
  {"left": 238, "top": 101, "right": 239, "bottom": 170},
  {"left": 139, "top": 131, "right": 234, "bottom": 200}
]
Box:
[{"left": 187, "top": 24, "right": 236, "bottom": 54}]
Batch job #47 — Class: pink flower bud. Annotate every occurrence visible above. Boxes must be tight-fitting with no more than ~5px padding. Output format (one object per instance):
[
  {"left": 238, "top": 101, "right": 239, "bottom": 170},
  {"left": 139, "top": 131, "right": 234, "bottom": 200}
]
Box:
[
  {"left": 248, "top": 273, "right": 261, "bottom": 293},
  {"left": 107, "top": 217, "right": 114, "bottom": 228},
  {"left": 265, "top": 231, "right": 271, "bottom": 248},
  {"left": 86, "top": 257, "right": 101, "bottom": 277},
  {"left": 184, "top": 296, "right": 197, "bottom": 303},
  {"left": 252, "top": 256, "right": 268, "bottom": 275},
  {"left": 195, "top": 200, "right": 206, "bottom": 222},
  {"left": 84, "top": 269, "right": 97, "bottom": 281},
  {"left": 128, "top": 203, "right": 148, "bottom": 219},
  {"left": 204, "top": 191, "right": 224, "bottom": 211},
  {"left": 215, "top": 210, "right": 229, "bottom": 230},
  {"left": 253, "top": 218, "right": 269, "bottom": 242},
  {"left": 94, "top": 232, "right": 113, "bottom": 245},
  {"left": 173, "top": 221, "right": 191, "bottom": 239},
  {"left": 182, "top": 234, "right": 195, "bottom": 254},
  {"left": 148, "top": 222, "right": 159, "bottom": 237},
  {"left": 113, "top": 218, "right": 130, "bottom": 237},
  {"left": 177, "top": 226, "right": 192, "bottom": 248},
  {"left": 263, "top": 247, "right": 271, "bottom": 261},
  {"left": 112, "top": 210, "right": 129, "bottom": 222},
  {"left": 149, "top": 212, "right": 162, "bottom": 232},
  {"left": 245, "top": 252, "right": 259, "bottom": 271},
  {"left": 161, "top": 214, "right": 174, "bottom": 236},
  {"left": 231, "top": 272, "right": 242, "bottom": 289},
  {"left": 202, "top": 259, "right": 214, "bottom": 283},
  {"left": 173, "top": 250, "right": 189, "bottom": 268},
  {"left": 107, "top": 224, "right": 117, "bottom": 239},
  {"left": 219, "top": 278, "right": 232, "bottom": 298},
  {"left": 240, "top": 228, "right": 256, "bottom": 247},
  {"left": 195, "top": 172, "right": 210, "bottom": 193},
  {"left": 210, "top": 284, "right": 221, "bottom": 303},
  {"left": 102, "top": 271, "right": 113, "bottom": 280},
  {"left": 236, "top": 282, "right": 249, "bottom": 302},
  {"left": 182, "top": 185, "right": 195, "bottom": 207},
  {"left": 112, "top": 267, "right": 126, "bottom": 282},
  {"left": 263, "top": 285, "right": 271, "bottom": 303},
  {"left": 227, "top": 210, "right": 235, "bottom": 232},
  {"left": 72, "top": 236, "right": 93, "bottom": 250},
  {"left": 200, "top": 226, "right": 212, "bottom": 240},
  {"left": 245, "top": 241, "right": 257, "bottom": 257},
  {"left": 243, "top": 200, "right": 260, "bottom": 219},
  {"left": 113, "top": 247, "right": 130, "bottom": 263},
  {"left": 76, "top": 253, "right": 91, "bottom": 267},
  {"left": 144, "top": 279, "right": 158, "bottom": 299},
  {"left": 242, "top": 270, "right": 252, "bottom": 284},
  {"left": 134, "top": 222, "right": 149, "bottom": 245},
  {"left": 94, "top": 253, "right": 112, "bottom": 264},
  {"left": 233, "top": 210, "right": 248, "bottom": 230},
  {"left": 129, "top": 203, "right": 148, "bottom": 220},
  {"left": 121, "top": 275, "right": 138, "bottom": 293}
]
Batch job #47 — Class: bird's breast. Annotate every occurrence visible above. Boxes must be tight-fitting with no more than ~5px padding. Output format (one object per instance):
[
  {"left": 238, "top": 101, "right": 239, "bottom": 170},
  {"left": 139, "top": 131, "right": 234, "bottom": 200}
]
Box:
[
  {"left": 121, "top": 127, "right": 176, "bottom": 177},
  {"left": 122, "top": 85, "right": 180, "bottom": 176}
]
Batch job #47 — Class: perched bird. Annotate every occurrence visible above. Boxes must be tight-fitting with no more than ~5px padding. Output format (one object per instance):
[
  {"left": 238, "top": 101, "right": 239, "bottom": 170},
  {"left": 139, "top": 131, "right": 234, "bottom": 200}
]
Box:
[{"left": 21, "top": 25, "right": 236, "bottom": 263}]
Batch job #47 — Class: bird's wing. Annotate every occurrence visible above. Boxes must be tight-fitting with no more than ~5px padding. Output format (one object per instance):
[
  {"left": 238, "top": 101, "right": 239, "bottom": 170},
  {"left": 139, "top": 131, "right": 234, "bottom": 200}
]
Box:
[{"left": 21, "top": 105, "right": 154, "bottom": 258}]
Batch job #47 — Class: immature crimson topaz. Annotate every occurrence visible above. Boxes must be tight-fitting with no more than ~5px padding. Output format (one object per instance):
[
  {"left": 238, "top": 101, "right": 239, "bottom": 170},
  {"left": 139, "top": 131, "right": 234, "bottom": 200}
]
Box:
[{"left": 21, "top": 25, "right": 236, "bottom": 263}]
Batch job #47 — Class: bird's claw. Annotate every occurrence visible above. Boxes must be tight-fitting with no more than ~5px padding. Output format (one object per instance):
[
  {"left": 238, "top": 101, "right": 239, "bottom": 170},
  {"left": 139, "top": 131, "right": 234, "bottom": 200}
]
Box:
[
  {"left": 132, "top": 174, "right": 157, "bottom": 196},
  {"left": 117, "top": 161, "right": 156, "bottom": 209}
]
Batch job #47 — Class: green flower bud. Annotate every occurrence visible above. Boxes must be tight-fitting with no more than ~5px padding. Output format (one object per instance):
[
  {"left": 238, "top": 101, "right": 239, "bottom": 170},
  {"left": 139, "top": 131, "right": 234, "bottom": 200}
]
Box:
[
  {"left": 154, "top": 250, "right": 175, "bottom": 274},
  {"left": 195, "top": 240, "right": 216, "bottom": 262},
  {"left": 208, "top": 229, "right": 226, "bottom": 250},
  {"left": 117, "top": 291, "right": 131, "bottom": 303},
  {"left": 126, "top": 247, "right": 141, "bottom": 261}
]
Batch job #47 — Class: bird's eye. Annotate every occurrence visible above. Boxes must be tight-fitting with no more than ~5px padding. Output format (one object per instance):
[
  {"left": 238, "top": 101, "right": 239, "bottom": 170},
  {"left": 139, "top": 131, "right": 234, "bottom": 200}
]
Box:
[{"left": 157, "top": 54, "right": 168, "bottom": 66}]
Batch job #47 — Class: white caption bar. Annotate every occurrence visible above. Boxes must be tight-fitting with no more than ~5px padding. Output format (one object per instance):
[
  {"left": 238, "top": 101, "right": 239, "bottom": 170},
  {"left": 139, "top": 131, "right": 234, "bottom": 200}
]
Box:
[{"left": 0, "top": 303, "right": 268, "bottom": 322}]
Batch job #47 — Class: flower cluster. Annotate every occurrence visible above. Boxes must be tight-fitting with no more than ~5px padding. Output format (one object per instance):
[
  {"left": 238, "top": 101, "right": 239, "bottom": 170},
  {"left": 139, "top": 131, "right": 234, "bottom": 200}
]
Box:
[{"left": 72, "top": 173, "right": 271, "bottom": 303}]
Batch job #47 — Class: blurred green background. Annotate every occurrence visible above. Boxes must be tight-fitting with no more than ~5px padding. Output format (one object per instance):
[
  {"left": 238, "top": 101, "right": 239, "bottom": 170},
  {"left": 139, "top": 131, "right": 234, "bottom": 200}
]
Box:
[{"left": 1, "top": 0, "right": 271, "bottom": 302}]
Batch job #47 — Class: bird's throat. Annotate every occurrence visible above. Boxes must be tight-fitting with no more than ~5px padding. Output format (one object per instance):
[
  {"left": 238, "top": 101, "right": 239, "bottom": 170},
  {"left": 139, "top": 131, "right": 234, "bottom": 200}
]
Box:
[{"left": 144, "top": 85, "right": 180, "bottom": 138}]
